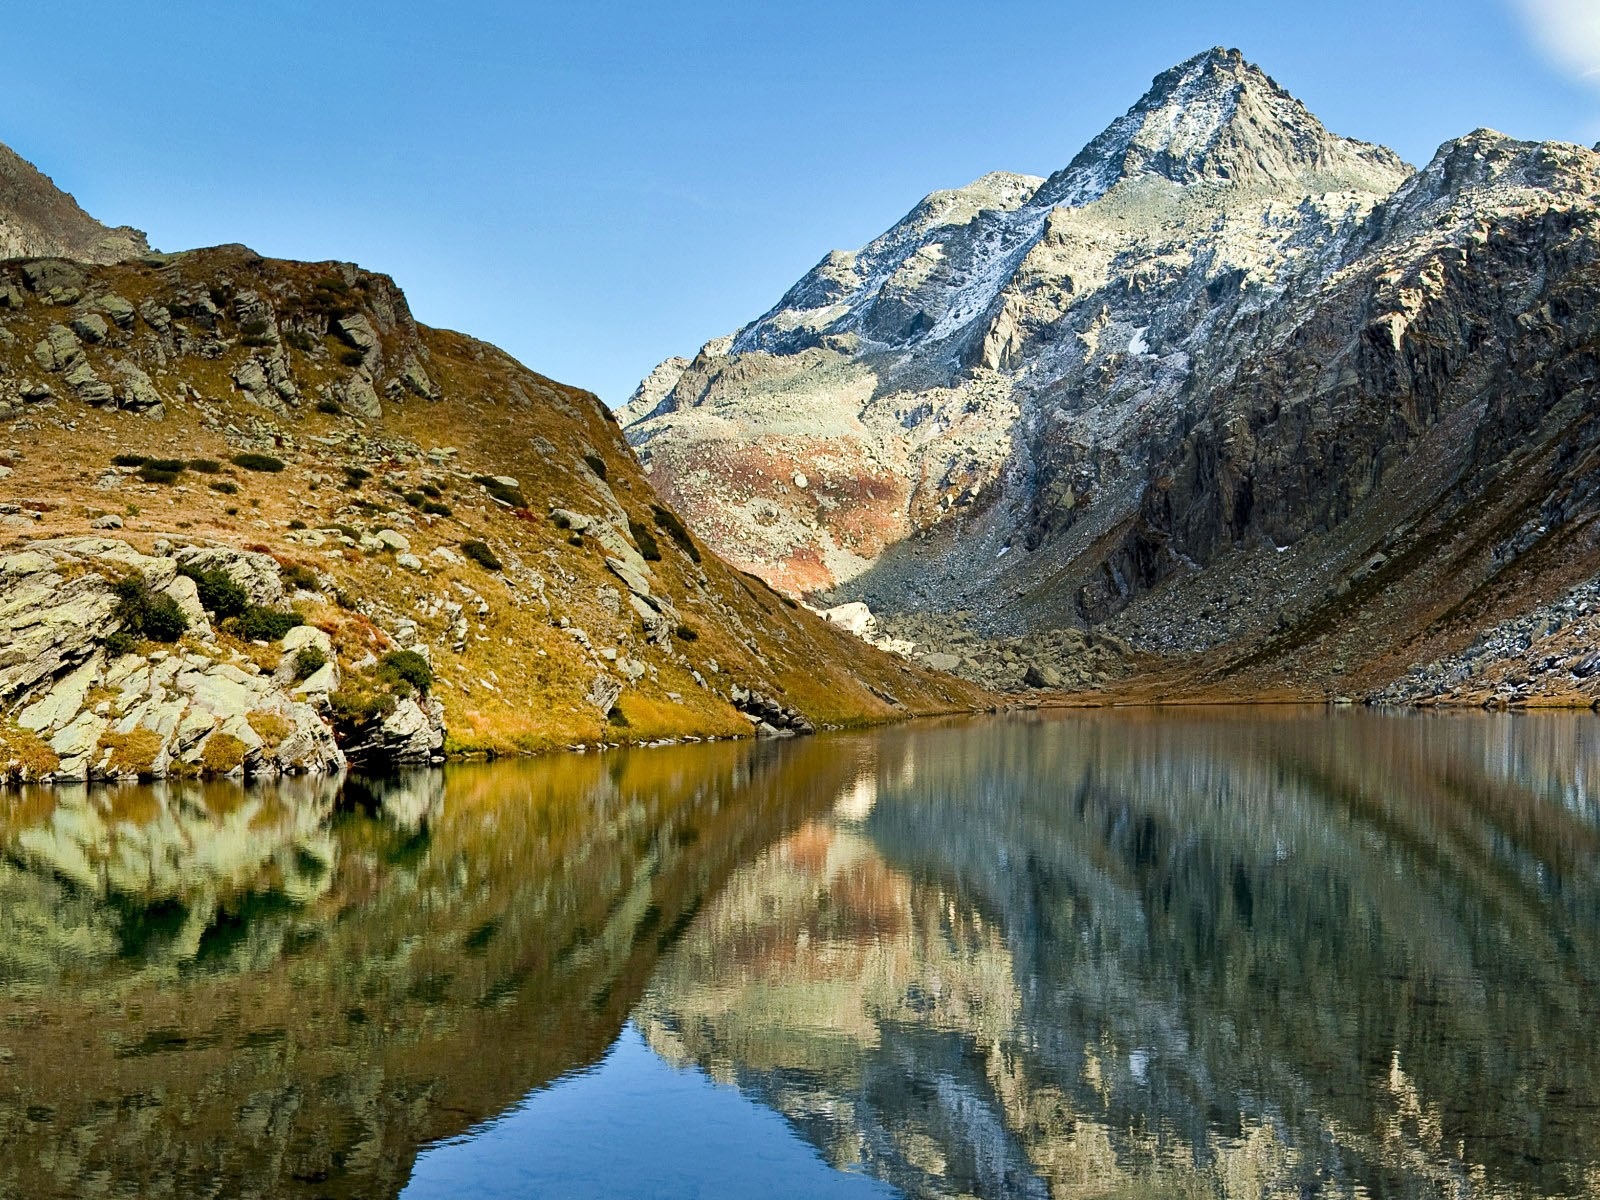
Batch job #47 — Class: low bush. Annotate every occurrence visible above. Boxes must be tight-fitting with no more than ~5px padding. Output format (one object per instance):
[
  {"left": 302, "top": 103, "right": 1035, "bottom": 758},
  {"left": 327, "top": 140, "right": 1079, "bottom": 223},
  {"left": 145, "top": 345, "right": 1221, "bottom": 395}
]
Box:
[
  {"left": 112, "top": 575, "right": 189, "bottom": 643},
  {"left": 315, "top": 397, "right": 342, "bottom": 414},
  {"left": 338, "top": 348, "right": 366, "bottom": 367},
  {"left": 232, "top": 452, "right": 284, "bottom": 473},
  {"left": 461, "top": 540, "right": 502, "bottom": 571},
  {"left": 422, "top": 500, "right": 452, "bottom": 517},
  {"left": 675, "top": 624, "right": 699, "bottom": 642},
  {"left": 200, "top": 732, "right": 248, "bottom": 775},
  {"left": 188, "top": 458, "right": 222, "bottom": 474},
  {"left": 138, "top": 458, "right": 186, "bottom": 484},
  {"left": 342, "top": 466, "right": 371, "bottom": 488},
  {"left": 291, "top": 644, "right": 328, "bottom": 681},
  {"left": 652, "top": 504, "right": 701, "bottom": 562},
  {"left": 246, "top": 709, "right": 292, "bottom": 748},
  {"left": 402, "top": 490, "right": 424, "bottom": 508},
  {"left": 240, "top": 318, "right": 274, "bottom": 347},
  {"left": 473, "top": 475, "right": 526, "bottom": 509},
  {"left": 328, "top": 685, "right": 397, "bottom": 739},
  {"left": 105, "top": 629, "right": 138, "bottom": 658},
  {"left": 180, "top": 565, "right": 249, "bottom": 619},
  {"left": 280, "top": 564, "right": 319, "bottom": 592},
  {"left": 377, "top": 649, "right": 432, "bottom": 695},
  {"left": 284, "top": 328, "right": 317, "bottom": 352},
  {"left": 628, "top": 519, "right": 662, "bottom": 561},
  {"left": 233, "top": 606, "right": 304, "bottom": 642},
  {"left": 111, "top": 453, "right": 148, "bottom": 467},
  {"left": 209, "top": 480, "right": 239, "bottom": 495},
  {"left": 101, "top": 728, "right": 165, "bottom": 777},
  {"left": 419, "top": 482, "right": 442, "bottom": 499}
]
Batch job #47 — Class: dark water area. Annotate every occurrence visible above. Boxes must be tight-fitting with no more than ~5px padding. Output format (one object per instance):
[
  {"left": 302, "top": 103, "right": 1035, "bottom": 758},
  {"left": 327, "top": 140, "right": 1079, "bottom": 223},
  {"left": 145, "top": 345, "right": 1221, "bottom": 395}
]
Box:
[{"left": 2, "top": 709, "right": 1599, "bottom": 1198}]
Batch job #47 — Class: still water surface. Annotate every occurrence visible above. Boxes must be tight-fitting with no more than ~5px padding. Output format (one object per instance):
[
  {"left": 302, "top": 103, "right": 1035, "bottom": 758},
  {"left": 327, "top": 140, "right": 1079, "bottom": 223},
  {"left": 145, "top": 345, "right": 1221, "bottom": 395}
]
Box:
[{"left": 2, "top": 710, "right": 1599, "bottom": 1198}]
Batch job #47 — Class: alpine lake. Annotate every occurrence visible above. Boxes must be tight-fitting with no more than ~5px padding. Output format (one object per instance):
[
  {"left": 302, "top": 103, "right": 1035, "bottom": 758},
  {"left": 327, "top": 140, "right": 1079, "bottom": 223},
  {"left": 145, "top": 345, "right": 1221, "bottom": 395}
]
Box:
[{"left": 2, "top": 708, "right": 1599, "bottom": 1199}]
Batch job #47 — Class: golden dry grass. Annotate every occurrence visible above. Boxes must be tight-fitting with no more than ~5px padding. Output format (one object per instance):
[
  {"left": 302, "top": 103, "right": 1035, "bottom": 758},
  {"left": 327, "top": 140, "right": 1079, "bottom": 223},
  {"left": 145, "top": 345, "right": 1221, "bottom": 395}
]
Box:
[{"left": 0, "top": 248, "right": 993, "bottom": 756}]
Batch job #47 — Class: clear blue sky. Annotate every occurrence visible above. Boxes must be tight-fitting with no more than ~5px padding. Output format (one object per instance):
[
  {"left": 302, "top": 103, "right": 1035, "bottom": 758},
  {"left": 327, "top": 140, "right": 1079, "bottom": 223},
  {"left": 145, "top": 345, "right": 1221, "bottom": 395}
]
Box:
[{"left": 6, "top": 1, "right": 1594, "bottom": 405}]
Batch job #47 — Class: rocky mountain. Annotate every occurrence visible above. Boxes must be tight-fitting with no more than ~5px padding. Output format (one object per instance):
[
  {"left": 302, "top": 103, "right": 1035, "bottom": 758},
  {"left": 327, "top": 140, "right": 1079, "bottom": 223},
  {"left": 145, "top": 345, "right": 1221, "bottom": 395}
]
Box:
[
  {"left": 0, "top": 139, "right": 148, "bottom": 263},
  {"left": 0, "top": 149, "right": 987, "bottom": 783},
  {"left": 623, "top": 48, "right": 1600, "bottom": 704}
]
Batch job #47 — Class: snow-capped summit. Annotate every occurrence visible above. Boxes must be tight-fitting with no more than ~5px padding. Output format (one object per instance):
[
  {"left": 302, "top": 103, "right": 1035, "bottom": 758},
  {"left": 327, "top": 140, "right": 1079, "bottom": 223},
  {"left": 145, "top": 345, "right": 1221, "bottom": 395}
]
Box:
[
  {"left": 622, "top": 50, "right": 1600, "bottom": 699},
  {"left": 1034, "top": 47, "right": 1407, "bottom": 206}
]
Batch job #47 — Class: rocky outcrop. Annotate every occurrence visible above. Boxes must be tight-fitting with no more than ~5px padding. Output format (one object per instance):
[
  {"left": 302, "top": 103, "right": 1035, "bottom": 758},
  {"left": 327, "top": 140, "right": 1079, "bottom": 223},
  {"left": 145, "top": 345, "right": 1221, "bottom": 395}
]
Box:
[
  {"left": 343, "top": 695, "right": 447, "bottom": 765},
  {"left": 0, "top": 538, "right": 345, "bottom": 782},
  {"left": 728, "top": 683, "right": 815, "bottom": 737},
  {"left": 1369, "top": 579, "right": 1600, "bottom": 708},
  {"left": 624, "top": 48, "right": 1600, "bottom": 700}
]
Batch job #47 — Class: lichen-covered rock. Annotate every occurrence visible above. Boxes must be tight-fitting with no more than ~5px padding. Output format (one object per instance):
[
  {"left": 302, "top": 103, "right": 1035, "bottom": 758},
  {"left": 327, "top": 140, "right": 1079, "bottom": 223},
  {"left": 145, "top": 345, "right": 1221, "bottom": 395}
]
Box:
[
  {"left": 342, "top": 696, "right": 445, "bottom": 766},
  {"left": 0, "top": 539, "right": 345, "bottom": 782},
  {"left": 172, "top": 545, "right": 284, "bottom": 607}
]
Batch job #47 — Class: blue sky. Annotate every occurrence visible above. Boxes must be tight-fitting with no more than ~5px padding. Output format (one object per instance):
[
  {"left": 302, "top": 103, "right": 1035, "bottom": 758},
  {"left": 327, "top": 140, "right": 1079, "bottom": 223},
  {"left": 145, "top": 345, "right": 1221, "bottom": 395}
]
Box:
[{"left": 5, "top": 1, "right": 1594, "bottom": 405}]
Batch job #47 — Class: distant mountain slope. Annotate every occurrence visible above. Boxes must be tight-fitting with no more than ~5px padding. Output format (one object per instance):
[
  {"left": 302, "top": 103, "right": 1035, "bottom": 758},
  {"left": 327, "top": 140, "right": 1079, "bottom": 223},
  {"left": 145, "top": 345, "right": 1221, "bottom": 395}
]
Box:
[
  {"left": 623, "top": 48, "right": 1600, "bottom": 704},
  {"left": 0, "top": 140, "right": 148, "bottom": 263}
]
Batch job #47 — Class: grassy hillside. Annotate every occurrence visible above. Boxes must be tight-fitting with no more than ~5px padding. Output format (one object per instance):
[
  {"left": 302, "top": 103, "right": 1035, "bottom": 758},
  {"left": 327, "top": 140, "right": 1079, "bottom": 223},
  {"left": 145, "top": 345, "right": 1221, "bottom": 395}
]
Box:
[{"left": 0, "top": 245, "right": 989, "bottom": 760}]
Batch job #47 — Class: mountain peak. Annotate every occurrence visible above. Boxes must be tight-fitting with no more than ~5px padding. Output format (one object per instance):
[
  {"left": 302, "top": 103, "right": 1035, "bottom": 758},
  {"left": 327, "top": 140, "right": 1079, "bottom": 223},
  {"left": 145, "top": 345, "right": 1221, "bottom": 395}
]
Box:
[
  {"left": 0, "top": 139, "right": 148, "bottom": 264},
  {"left": 1033, "top": 48, "right": 1409, "bottom": 207}
]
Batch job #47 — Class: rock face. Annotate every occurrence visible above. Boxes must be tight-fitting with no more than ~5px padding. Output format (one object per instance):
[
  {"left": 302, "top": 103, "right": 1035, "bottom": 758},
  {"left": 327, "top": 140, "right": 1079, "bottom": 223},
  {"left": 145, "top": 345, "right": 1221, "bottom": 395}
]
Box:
[
  {"left": 0, "top": 140, "right": 148, "bottom": 263},
  {"left": 0, "top": 538, "right": 346, "bottom": 782},
  {"left": 624, "top": 48, "right": 1600, "bottom": 698}
]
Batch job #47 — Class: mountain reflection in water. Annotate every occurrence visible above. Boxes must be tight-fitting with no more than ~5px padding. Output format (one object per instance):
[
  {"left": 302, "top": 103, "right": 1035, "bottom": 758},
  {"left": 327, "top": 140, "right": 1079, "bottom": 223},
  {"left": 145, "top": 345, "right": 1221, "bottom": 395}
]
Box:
[{"left": 2, "top": 711, "right": 1599, "bottom": 1198}]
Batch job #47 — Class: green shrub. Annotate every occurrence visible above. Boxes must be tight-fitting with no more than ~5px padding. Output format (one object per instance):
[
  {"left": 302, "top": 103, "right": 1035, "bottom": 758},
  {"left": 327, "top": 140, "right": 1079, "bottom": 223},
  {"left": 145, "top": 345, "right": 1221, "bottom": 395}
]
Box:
[
  {"left": 342, "top": 465, "right": 371, "bottom": 489},
  {"left": 281, "top": 564, "right": 319, "bottom": 592},
  {"left": 628, "top": 519, "right": 662, "bottom": 561},
  {"left": 232, "top": 452, "right": 284, "bottom": 473},
  {"left": 315, "top": 397, "right": 342, "bottom": 414},
  {"left": 378, "top": 649, "right": 432, "bottom": 694},
  {"left": 652, "top": 504, "right": 701, "bottom": 562},
  {"left": 105, "top": 630, "right": 138, "bottom": 658},
  {"left": 111, "top": 453, "right": 148, "bottom": 467},
  {"left": 137, "top": 458, "right": 185, "bottom": 484},
  {"left": 338, "top": 348, "right": 366, "bottom": 367},
  {"left": 422, "top": 500, "right": 452, "bottom": 517},
  {"left": 287, "top": 518, "right": 306, "bottom": 530},
  {"left": 209, "top": 480, "right": 239, "bottom": 495},
  {"left": 233, "top": 606, "right": 304, "bottom": 642},
  {"left": 582, "top": 452, "right": 608, "bottom": 480},
  {"left": 328, "top": 686, "right": 396, "bottom": 738},
  {"left": 240, "top": 318, "right": 274, "bottom": 347},
  {"left": 284, "top": 328, "right": 316, "bottom": 352},
  {"left": 402, "top": 491, "right": 424, "bottom": 508},
  {"left": 188, "top": 458, "right": 222, "bottom": 474},
  {"left": 473, "top": 475, "right": 526, "bottom": 509},
  {"left": 180, "top": 565, "right": 248, "bottom": 618},
  {"left": 419, "top": 482, "right": 442, "bottom": 499},
  {"left": 292, "top": 644, "right": 328, "bottom": 681},
  {"left": 461, "top": 540, "right": 502, "bottom": 571},
  {"left": 112, "top": 575, "right": 188, "bottom": 643},
  {"left": 675, "top": 624, "right": 699, "bottom": 642}
]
